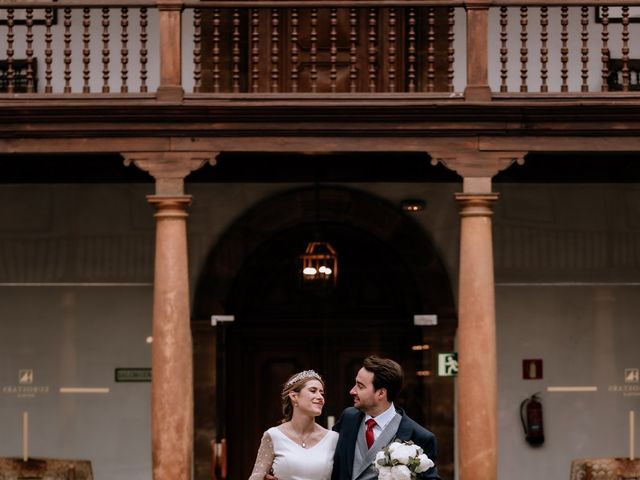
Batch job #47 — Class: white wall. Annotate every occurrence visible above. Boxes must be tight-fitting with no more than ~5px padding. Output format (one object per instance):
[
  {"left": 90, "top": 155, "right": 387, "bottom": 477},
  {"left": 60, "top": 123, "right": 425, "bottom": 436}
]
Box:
[
  {"left": 497, "top": 284, "right": 639, "bottom": 480},
  {"left": 0, "top": 184, "right": 156, "bottom": 480},
  {"left": 0, "top": 287, "right": 153, "bottom": 479},
  {"left": 493, "top": 183, "right": 640, "bottom": 480}
]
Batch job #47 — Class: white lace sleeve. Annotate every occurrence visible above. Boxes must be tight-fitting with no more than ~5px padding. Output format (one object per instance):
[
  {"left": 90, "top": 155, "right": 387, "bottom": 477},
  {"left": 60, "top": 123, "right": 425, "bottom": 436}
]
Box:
[{"left": 248, "top": 431, "right": 275, "bottom": 480}]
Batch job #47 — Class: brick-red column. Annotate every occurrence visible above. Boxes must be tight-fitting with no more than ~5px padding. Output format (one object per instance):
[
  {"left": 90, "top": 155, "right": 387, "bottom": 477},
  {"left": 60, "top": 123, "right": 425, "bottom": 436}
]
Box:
[
  {"left": 148, "top": 195, "right": 193, "bottom": 480},
  {"left": 455, "top": 192, "right": 499, "bottom": 480}
]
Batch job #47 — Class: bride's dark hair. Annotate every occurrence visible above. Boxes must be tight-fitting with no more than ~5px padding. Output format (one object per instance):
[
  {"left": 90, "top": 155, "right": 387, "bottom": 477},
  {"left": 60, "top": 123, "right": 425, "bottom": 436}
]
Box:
[{"left": 281, "top": 370, "right": 324, "bottom": 422}]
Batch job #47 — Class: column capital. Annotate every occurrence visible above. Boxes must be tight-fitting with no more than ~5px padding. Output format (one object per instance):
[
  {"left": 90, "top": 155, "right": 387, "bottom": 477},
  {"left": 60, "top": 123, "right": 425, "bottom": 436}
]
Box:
[
  {"left": 147, "top": 195, "right": 193, "bottom": 217},
  {"left": 455, "top": 192, "right": 499, "bottom": 217},
  {"left": 123, "top": 151, "right": 218, "bottom": 195},
  {"left": 431, "top": 151, "right": 526, "bottom": 178}
]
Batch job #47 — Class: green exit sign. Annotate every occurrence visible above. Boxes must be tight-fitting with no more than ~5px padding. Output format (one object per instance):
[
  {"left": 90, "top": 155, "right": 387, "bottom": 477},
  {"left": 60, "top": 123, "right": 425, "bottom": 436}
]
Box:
[
  {"left": 438, "top": 353, "right": 458, "bottom": 377},
  {"left": 115, "top": 368, "right": 151, "bottom": 383}
]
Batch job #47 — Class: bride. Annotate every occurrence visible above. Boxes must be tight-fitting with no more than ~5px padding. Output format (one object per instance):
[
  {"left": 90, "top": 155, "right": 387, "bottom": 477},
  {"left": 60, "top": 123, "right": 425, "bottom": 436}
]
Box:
[{"left": 249, "top": 370, "right": 339, "bottom": 480}]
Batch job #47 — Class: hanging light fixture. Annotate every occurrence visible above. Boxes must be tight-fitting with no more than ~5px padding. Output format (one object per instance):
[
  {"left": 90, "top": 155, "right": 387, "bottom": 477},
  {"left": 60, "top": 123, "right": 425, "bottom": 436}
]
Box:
[
  {"left": 299, "top": 184, "right": 338, "bottom": 289},
  {"left": 300, "top": 241, "right": 338, "bottom": 287}
]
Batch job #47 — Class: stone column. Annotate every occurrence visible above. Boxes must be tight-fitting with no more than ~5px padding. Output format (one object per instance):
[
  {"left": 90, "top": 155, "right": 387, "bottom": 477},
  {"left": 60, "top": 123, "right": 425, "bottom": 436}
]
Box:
[
  {"left": 148, "top": 194, "right": 193, "bottom": 480},
  {"left": 124, "top": 152, "right": 216, "bottom": 480},
  {"left": 455, "top": 187, "right": 499, "bottom": 480},
  {"left": 430, "top": 152, "right": 525, "bottom": 480}
]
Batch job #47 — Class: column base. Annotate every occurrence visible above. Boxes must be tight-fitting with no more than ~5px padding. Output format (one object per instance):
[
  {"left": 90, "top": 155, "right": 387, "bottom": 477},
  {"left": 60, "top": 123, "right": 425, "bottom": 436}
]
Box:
[
  {"left": 464, "top": 85, "right": 492, "bottom": 102},
  {"left": 156, "top": 86, "right": 185, "bottom": 102}
]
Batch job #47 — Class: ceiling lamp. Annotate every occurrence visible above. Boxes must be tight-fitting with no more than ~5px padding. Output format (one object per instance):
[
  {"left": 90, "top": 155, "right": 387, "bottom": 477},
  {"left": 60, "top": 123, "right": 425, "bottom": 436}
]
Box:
[
  {"left": 400, "top": 199, "right": 425, "bottom": 212},
  {"left": 300, "top": 241, "right": 338, "bottom": 288}
]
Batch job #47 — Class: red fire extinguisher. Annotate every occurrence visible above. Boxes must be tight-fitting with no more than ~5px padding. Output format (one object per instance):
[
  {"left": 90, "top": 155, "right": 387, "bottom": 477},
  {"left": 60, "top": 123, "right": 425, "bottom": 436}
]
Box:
[{"left": 520, "top": 393, "right": 545, "bottom": 446}]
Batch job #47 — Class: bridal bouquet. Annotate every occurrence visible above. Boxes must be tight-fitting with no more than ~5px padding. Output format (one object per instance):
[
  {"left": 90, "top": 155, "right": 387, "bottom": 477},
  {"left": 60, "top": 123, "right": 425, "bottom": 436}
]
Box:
[{"left": 373, "top": 440, "right": 434, "bottom": 480}]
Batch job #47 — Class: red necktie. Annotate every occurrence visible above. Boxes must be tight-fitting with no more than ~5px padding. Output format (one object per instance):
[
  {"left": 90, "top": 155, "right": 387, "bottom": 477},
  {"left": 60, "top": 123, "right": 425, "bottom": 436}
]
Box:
[{"left": 365, "top": 418, "right": 377, "bottom": 449}]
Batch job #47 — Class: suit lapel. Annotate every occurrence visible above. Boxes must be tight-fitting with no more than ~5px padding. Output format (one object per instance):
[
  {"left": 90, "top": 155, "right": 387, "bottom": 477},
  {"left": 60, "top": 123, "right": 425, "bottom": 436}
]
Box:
[
  {"left": 352, "top": 427, "right": 369, "bottom": 479},
  {"left": 394, "top": 411, "right": 412, "bottom": 440},
  {"left": 345, "top": 410, "right": 364, "bottom": 479},
  {"left": 352, "top": 413, "right": 402, "bottom": 480}
]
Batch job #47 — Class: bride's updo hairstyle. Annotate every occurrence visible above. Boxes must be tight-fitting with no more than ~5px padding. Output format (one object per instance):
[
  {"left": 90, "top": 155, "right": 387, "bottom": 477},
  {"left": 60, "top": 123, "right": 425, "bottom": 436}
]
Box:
[{"left": 281, "top": 370, "right": 324, "bottom": 422}]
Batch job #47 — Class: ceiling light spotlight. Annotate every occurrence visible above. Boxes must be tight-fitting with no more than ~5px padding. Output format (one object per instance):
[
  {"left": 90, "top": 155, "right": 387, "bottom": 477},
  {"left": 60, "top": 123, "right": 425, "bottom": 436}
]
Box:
[{"left": 400, "top": 199, "right": 425, "bottom": 212}]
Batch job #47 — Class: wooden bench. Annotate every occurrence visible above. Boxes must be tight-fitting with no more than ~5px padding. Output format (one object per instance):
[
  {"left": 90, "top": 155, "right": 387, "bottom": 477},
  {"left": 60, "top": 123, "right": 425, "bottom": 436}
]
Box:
[
  {"left": 0, "top": 457, "right": 93, "bottom": 480},
  {"left": 570, "top": 457, "right": 640, "bottom": 480}
]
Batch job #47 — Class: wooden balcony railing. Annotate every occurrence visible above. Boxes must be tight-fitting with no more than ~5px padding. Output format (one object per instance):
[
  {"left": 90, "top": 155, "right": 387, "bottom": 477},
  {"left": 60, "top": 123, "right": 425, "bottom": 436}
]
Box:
[{"left": 2, "top": 0, "right": 640, "bottom": 99}]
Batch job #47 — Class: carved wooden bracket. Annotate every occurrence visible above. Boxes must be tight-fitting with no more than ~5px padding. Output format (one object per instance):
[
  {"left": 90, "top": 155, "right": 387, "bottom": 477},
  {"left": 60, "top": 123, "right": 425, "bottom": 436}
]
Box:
[
  {"left": 430, "top": 151, "right": 526, "bottom": 178},
  {"left": 123, "top": 151, "right": 218, "bottom": 195}
]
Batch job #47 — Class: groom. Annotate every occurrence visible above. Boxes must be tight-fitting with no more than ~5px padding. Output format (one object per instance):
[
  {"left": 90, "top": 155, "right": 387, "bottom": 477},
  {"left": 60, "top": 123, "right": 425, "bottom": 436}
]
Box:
[{"left": 331, "top": 355, "right": 440, "bottom": 480}]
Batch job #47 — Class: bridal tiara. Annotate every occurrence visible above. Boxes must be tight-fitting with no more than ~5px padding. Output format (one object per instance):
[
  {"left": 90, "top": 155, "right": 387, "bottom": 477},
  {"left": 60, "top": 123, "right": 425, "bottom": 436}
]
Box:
[{"left": 285, "top": 370, "right": 322, "bottom": 387}]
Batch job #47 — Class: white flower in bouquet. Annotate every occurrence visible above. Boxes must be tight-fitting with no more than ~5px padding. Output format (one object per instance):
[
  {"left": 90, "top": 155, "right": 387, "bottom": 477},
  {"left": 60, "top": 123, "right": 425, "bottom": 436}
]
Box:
[
  {"left": 389, "top": 442, "right": 420, "bottom": 464},
  {"left": 415, "top": 453, "right": 434, "bottom": 473},
  {"left": 375, "top": 450, "right": 387, "bottom": 465},
  {"left": 373, "top": 440, "right": 435, "bottom": 480},
  {"left": 377, "top": 466, "right": 393, "bottom": 480},
  {"left": 391, "top": 465, "right": 412, "bottom": 480}
]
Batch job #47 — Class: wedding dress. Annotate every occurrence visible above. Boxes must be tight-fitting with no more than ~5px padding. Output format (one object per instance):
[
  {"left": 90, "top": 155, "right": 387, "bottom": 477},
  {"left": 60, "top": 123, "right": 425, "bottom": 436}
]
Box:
[{"left": 248, "top": 426, "right": 339, "bottom": 480}]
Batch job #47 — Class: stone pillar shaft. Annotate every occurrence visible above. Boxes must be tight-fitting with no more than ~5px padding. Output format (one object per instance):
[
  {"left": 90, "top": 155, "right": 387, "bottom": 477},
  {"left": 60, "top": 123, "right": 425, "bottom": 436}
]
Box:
[
  {"left": 455, "top": 192, "right": 499, "bottom": 480},
  {"left": 148, "top": 195, "right": 194, "bottom": 480}
]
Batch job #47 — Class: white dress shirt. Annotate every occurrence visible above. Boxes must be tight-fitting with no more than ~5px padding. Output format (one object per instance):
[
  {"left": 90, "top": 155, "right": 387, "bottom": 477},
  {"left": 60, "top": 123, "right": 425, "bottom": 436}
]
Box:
[{"left": 364, "top": 402, "right": 396, "bottom": 442}]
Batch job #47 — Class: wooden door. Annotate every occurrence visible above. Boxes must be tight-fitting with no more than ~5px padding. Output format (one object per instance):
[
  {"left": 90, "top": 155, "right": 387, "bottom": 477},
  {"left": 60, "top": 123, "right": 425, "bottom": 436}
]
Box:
[{"left": 222, "top": 320, "right": 425, "bottom": 480}]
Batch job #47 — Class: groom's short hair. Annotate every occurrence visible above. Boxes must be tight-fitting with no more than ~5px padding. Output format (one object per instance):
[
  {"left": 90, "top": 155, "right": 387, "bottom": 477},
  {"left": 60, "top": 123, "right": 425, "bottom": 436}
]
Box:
[{"left": 362, "top": 356, "right": 404, "bottom": 402}]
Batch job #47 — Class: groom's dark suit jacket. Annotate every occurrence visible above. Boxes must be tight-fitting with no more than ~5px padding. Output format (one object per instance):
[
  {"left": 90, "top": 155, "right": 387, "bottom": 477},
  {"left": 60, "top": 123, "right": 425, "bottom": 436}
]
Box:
[{"left": 331, "top": 407, "right": 440, "bottom": 480}]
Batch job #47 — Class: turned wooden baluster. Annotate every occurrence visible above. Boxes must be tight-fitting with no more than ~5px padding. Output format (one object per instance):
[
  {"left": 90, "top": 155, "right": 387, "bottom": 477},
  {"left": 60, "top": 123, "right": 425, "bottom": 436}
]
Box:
[
  {"left": 540, "top": 7, "right": 548, "bottom": 93},
  {"left": 5, "top": 8, "right": 14, "bottom": 94},
  {"left": 83, "top": 8, "right": 91, "bottom": 93},
  {"left": 600, "top": 6, "right": 610, "bottom": 92},
  {"left": 212, "top": 9, "right": 221, "bottom": 93},
  {"left": 45, "top": 8, "right": 53, "bottom": 93},
  {"left": 140, "top": 8, "right": 148, "bottom": 93},
  {"left": 520, "top": 7, "right": 528, "bottom": 93},
  {"left": 102, "top": 8, "right": 110, "bottom": 93},
  {"left": 560, "top": 6, "right": 568, "bottom": 93},
  {"left": 251, "top": 9, "right": 260, "bottom": 93},
  {"left": 500, "top": 6, "right": 508, "bottom": 93},
  {"left": 271, "top": 9, "right": 280, "bottom": 92},
  {"left": 291, "top": 8, "right": 300, "bottom": 93},
  {"left": 388, "top": 8, "right": 397, "bottom": 93},
  {"left": 310, "top": 9, "right": 318, "bottom": 93},
  {"left": 232, "top": 9, "right": 240, "bottom": 93},
  {"left": 447, "top": 7, "right": 455, "bottom": 93},
  {"left": 330, "top": 8, "right": 338, "bottom": 93},
  {"left": 408, "top": 8, "right": 416, "bottom": 93},
  {"left": 368, "top": 8, "right": 378, "bottom": 93},
  {"left": 193, "top": 8, "right": 202, "bottom": 93},
  {"left": 621, "top": 6, "right": 630, "bottom": 91},
  {"left": 580, "top": 6, "right": 588, "bottom": 92},
  {"left": 64, "top": 8, "right": 72, "bottom": 93},
  {"left": 349, "top": 8, "right": 358, "bottom": 93},
  {"left": 26, "top": 9, "right": 35, "bottom": 93},
  {"left": 121, "top": 8, "right": 129, "bottom": 93},
  {"left": 427, "top": 7, "right": 436, "bottom": 92}
]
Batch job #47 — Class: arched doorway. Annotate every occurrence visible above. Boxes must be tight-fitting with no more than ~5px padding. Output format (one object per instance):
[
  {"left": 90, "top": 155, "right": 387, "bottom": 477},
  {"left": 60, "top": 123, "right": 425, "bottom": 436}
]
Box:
[{"left": 192, "top": 186, "right": 457, "bottom": 480}]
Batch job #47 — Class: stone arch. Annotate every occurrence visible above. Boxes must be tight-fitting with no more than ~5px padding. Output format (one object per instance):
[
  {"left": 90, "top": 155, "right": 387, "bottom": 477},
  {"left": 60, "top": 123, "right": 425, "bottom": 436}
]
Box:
[
  {"left": 192, "top": 185, "right": 456, "bottom": 321},
  {"left": 191, "top": 185, "right": 457, "bottom": 480}
]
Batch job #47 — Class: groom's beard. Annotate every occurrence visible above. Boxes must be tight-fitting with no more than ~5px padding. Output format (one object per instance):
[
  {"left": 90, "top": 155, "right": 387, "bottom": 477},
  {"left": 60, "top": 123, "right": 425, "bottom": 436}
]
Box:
[{"left": 352, "top": 397, "right": 375, "bottom": 414}]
